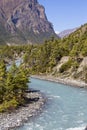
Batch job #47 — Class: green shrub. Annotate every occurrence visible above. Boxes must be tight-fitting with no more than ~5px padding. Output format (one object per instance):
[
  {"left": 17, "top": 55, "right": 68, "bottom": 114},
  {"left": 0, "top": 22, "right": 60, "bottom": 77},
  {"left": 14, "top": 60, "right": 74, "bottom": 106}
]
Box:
[
  {"left": 0, "top": 98, "right": 18, "bottom": 112},
  {"left": 72, "top": 61, "right": 79, "bottom": 71},
  {"left": 59, "top": 59, "right": 73, "bottom": 73}
]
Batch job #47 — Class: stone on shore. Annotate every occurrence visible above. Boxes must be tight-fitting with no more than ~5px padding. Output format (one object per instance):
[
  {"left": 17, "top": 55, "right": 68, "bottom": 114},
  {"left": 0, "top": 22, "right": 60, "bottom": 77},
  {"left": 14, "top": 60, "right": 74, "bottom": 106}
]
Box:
[{"left": 85, "top": 126, "right": 87, "bottom": 130}]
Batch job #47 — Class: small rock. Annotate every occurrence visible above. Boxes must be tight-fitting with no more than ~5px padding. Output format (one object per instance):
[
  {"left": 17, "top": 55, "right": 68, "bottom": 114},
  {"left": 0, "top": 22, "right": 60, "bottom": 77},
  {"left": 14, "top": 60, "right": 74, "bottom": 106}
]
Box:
[{"left": 85, "top": 127, "right": 87, "bottom": 130}]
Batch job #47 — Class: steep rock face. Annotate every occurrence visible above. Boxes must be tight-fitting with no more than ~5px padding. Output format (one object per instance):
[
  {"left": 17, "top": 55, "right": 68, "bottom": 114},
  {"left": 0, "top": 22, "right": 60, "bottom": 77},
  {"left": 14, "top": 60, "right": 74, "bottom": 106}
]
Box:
[{"left": 0, "top": 0, "right": 56, "bottom": 44}]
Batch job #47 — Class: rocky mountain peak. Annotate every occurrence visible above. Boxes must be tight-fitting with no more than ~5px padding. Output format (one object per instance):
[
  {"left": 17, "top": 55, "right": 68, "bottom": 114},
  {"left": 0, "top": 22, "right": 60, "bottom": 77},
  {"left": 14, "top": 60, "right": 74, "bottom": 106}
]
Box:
[{"left": 0, "top": 0, "right": 57, "bottom": 44}]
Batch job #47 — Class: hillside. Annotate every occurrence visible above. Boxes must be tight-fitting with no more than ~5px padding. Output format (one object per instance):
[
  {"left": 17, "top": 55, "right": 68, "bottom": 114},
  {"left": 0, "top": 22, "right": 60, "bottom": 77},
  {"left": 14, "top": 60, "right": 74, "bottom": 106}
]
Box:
[
  {"left": 0, "top": 0, "right": 57, "bottom": 45},
  {"left": 22, "top": 23, "right": 87, "bottom": 82}
]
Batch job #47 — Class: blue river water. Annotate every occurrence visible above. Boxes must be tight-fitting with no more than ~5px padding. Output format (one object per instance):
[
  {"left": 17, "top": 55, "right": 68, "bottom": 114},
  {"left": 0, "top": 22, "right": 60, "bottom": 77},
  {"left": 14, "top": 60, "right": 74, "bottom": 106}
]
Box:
[{"left": 16, "top": 78, "right": 87, "bottom": 130}]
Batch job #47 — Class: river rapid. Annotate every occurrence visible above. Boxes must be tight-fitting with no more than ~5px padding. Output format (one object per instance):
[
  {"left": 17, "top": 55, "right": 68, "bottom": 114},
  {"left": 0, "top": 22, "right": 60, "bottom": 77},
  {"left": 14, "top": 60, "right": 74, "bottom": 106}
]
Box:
[{"left": 16, "top": 77, "right": 87, "bottom": 130}]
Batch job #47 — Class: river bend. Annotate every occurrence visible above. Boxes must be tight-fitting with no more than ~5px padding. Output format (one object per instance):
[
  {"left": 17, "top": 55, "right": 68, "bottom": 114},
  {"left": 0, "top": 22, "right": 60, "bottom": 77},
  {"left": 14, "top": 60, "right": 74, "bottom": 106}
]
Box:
[{"left": 16, "top": 78, "right": 87, "bottom": 130}]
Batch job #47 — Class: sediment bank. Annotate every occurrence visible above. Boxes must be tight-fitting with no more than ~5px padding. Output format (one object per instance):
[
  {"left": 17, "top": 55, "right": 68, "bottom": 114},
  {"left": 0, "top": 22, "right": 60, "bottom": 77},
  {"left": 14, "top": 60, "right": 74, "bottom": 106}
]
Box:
[{"left": 31, "top": 75, "right": 87, "bottom": 88}]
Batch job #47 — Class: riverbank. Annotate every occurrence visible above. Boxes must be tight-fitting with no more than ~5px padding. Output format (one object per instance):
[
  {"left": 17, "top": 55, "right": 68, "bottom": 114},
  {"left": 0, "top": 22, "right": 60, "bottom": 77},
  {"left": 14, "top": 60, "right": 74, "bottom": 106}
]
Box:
[
  {"left": 31, "top": 75, "right": 87, "bottom": 88},
  {"left": 0, "top": 90, "right": 46, "bottom": 130}
]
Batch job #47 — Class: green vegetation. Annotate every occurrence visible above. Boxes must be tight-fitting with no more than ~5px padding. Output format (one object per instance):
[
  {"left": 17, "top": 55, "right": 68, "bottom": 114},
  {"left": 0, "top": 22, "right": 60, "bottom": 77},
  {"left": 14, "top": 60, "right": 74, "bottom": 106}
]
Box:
[
  {"left": 59, "top": 59, "right": 73, "bottom": 73},
  {"left": 22, "top": 23, "right": 87, "bottom": 81},
  {"left": 0, "top": 60, "right": 29, "bottom": 112}
]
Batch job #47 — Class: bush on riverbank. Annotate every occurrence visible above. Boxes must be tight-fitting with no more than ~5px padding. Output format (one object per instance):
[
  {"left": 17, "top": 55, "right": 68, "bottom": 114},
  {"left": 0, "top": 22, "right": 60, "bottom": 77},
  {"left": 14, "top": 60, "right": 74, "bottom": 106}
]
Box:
[{"left": 0, "top": 60, "right": 29, "bottom": 112}]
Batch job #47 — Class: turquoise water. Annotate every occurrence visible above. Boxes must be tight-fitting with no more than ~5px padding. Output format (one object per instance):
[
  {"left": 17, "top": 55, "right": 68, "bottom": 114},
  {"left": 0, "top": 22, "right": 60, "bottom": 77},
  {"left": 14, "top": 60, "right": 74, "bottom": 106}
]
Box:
[
  {"left": 7, "top": 59, "right": 22, "bottom": 70},
  {"left": 17, "top": 78, "right": 87, "bottom": 130}
]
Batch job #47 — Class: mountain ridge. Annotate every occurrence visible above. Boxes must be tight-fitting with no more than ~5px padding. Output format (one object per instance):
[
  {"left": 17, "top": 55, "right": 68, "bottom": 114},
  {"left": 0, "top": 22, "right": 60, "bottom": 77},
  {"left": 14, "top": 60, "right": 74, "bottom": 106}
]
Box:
[{"left": 58, "top": 28, "right": 77, "bottom": 38}]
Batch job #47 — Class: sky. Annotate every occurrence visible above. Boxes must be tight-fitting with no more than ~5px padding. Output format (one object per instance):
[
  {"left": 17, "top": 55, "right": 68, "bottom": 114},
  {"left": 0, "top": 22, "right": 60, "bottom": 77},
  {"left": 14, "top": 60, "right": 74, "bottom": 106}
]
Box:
[{"left": 38, "top": 0, "right": 87, "bottom": 33}]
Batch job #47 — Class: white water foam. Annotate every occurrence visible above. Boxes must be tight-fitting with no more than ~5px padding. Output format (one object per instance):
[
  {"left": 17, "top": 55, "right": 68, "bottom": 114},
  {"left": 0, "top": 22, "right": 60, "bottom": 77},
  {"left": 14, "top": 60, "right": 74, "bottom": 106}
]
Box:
[
  {"left": 48, "top": 95, "right": 61, "bottom": 100},
  {"left": 66, "top": 126, "right": 85, "bottom": 130},
  {"left": 50, "top": 95, "right": 61, "bottom": 98}
]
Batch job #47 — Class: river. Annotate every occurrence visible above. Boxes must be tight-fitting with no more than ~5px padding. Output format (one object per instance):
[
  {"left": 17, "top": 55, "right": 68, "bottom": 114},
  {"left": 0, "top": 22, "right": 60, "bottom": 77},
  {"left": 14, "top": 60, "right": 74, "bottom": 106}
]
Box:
[{"left": 16, "top": 77, "right": 87, "bottom": 130}]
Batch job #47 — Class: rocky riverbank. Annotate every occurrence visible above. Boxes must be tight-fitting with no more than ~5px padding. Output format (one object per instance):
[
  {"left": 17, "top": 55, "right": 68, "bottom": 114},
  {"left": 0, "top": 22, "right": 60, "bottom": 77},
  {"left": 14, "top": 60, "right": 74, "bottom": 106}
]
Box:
[
  {"left": 0, "top": 90, "right": 46, "bottom": 130},
  {"left": 31, "top": 75, "right": 87, "bottom": 88}
]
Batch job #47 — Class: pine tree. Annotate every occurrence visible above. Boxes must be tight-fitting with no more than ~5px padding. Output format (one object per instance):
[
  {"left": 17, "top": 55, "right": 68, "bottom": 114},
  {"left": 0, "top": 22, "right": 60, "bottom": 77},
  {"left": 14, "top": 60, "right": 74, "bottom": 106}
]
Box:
[{"left": 0, "top": 60, "right": 7, "bottom": 103}]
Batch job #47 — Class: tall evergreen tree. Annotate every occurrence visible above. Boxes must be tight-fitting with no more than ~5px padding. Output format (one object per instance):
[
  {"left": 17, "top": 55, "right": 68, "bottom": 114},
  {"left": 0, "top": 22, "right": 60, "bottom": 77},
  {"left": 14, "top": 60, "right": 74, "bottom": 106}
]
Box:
[{"left": 0, "top": 60, "right": 7, "bottom": 103}]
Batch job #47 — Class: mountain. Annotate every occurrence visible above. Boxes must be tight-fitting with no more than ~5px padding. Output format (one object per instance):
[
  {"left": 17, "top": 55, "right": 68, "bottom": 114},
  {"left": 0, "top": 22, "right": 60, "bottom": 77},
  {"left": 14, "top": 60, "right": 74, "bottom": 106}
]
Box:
[
  {"left": 58, "top": 28, "right": 77, "bottom": 38},
  {"left": 0, "top": 0, "right": 57, "bottom": 45}
]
